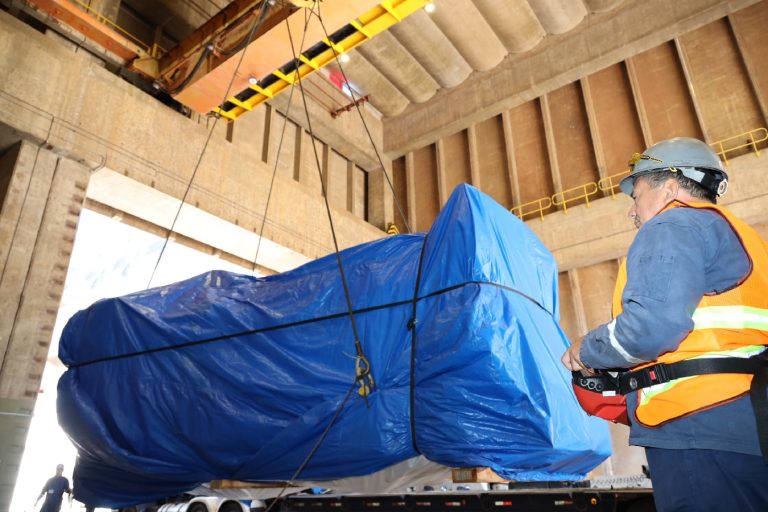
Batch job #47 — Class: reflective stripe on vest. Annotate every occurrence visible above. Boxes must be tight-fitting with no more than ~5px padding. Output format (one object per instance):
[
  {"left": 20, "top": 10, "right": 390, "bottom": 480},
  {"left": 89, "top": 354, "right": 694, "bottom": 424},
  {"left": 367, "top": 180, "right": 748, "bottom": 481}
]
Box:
[{"left": 692, "top": 305, "right": 768, "bottom": 330}]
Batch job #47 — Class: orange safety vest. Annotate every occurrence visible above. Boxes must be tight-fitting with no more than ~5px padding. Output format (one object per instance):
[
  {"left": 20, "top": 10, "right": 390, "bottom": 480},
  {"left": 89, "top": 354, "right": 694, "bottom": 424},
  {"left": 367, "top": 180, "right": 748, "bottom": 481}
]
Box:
[{"left": 612, "top": 201, "right": 768, "bottom": 427}]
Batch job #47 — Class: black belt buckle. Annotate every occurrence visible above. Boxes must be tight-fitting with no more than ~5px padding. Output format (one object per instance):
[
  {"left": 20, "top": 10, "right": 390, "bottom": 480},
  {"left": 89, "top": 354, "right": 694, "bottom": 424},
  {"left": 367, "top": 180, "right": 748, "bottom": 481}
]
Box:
[{"left": 648, "top": 362, "right": 670, "bottom": 384}]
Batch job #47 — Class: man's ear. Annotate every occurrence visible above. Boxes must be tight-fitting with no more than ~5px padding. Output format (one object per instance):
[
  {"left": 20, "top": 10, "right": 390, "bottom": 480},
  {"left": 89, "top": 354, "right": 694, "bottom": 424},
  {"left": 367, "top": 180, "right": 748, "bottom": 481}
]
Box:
[{"left": 663, "top": 178, "right": 678, "bottom": 200}]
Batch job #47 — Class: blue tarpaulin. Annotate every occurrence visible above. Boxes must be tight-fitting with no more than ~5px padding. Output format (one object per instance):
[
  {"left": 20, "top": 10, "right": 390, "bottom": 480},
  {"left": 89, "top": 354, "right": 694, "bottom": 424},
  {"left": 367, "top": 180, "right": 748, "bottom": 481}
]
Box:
[{"left": 58, "top": 184, "right": 610, "bottom": 507}]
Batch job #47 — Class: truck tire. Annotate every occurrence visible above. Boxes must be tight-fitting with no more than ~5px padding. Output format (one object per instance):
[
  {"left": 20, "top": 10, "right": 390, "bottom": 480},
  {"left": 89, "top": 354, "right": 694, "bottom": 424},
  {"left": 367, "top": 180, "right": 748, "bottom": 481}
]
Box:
[
  {"left": 187, "top": 503, "right": 208, "bottom": 512},
  {"left": 218, "top": 501, "right": 243, "bottom": 512}
]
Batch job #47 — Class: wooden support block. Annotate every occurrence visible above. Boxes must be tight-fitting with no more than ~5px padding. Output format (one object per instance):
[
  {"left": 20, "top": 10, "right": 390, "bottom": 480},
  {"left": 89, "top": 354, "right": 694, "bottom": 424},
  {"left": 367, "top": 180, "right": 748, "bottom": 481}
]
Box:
[
  {"left": 451, "top": 467, "right": 509, "bottom": 484},
  {"left": 209, "top": 480, "right": 294, "bottom": 490}
]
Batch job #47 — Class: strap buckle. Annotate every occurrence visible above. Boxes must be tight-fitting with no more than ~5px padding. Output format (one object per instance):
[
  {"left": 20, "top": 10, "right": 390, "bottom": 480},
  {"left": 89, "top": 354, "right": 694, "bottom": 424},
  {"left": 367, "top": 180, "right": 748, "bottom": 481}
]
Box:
[
  {"left": 647, "top": 363, "right": 670, "bottom": 384},
  {"left": 619, "top": 363, "right": 673, "bottom": 394}
]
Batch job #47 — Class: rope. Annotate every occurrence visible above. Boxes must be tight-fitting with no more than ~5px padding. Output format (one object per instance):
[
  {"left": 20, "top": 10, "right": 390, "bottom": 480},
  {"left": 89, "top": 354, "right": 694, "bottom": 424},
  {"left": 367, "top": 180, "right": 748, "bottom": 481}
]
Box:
[
  {"left": 262, "top": 379, "right": 358, "bottom": 512},
  {"left": 147, "top": 0, "right": 274, "bottom": 288},
  {"left": 285, "top": 1, "right": 374, "bottom": 399},
  {"left": 313, "top": 4, "right": 411, "bottom": 234},
  {"left": 252, "top": 5, "right": 313, "bottom": 274},
  {"left": 68, "top": 280, "right": 549, "bottom": 368},
  {"left": 408, "top": 235, "right": 428, "bottom": 454}
]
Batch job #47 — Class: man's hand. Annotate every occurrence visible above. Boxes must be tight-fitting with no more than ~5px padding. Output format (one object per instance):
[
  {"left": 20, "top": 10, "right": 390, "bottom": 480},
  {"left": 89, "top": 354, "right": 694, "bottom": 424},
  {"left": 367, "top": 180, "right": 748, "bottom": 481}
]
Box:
[{"left": 561, "top": 338, "right": 594, "bottom": 374}]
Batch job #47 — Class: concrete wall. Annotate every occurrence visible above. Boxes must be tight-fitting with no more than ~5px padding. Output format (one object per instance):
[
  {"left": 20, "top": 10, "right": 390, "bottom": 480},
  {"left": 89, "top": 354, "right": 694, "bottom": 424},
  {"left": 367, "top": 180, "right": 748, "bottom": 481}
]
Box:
[
  {"left": 0, "top": 11, "right": 383, "bottom": 263},
  {"left": 384, "top": 0, "right": 761, "bottom": 156},
  {"left": 391, "top": 6, "right": 768, "bottom": 231},
  {"left": 0, "top": 142, "right": 89, "bottom": 511}
]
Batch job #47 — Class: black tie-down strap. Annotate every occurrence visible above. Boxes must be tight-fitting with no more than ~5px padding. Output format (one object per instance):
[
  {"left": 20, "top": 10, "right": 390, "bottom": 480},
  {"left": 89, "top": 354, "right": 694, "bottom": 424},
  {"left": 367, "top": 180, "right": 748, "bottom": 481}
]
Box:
[
  {"left": 618, "top": 355, "right": 768, "bottom": 462},
  {"left": 751, "top": 361, "right": 768, "bottom": 464}
]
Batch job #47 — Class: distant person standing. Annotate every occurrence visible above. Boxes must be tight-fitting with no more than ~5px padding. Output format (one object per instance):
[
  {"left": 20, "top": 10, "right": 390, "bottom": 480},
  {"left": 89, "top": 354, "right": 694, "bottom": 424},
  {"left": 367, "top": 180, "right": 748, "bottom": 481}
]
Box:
[{"left": 35, "top": 464, "right": 71, "bottom": 512}]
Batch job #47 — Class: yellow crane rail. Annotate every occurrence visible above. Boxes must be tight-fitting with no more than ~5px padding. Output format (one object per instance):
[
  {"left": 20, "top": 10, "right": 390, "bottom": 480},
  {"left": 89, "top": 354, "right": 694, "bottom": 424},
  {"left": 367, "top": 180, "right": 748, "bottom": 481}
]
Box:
[{"left": 213, "top": 0, "right": 430, "bottom": 121}]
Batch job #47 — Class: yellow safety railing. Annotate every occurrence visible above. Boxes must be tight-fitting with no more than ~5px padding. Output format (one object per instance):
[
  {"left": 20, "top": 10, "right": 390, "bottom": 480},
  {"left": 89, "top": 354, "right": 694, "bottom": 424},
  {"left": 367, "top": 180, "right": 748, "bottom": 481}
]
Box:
[
  {"left": 710, "top": 127, "right": 768, "bottom": 165},
  {"left": 597, "top": 169, "right": 630, "bottom": 199},
  {"left": 71, "top": 0, "right": 164, "bottom": 57},
  {"left": 508, "top": 127, "right": 767, "bottom": 222},
  {"left": 510, "top": 197, "right": 553, "bottom": 221},
  {"left": 551, "top": 182, "right": 599, "bottom": 214},
  {"left": 386, "top": 223, "right": 400, "bottom": 235}
]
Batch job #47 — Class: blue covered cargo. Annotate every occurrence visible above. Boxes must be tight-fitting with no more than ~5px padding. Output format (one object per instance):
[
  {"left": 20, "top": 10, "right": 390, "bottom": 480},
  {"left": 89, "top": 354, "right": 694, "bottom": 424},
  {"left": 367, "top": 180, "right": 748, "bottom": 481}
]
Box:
[{"left": 57, "top": 184, "right": 611, "bottom": 507}]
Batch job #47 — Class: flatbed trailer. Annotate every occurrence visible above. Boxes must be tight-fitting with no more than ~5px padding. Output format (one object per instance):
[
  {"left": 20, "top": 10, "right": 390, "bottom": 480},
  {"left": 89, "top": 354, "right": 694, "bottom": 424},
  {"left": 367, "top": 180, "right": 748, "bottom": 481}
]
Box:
[{"left": 276, "top": 487, "right": 655, "bottom": 512}]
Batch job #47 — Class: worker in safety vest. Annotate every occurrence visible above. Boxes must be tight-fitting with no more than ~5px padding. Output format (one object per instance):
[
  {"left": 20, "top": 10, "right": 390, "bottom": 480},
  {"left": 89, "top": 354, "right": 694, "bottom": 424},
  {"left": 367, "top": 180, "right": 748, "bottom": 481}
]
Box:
[{"left": 561, "top": 137, "right": 768, "bottom": 512}]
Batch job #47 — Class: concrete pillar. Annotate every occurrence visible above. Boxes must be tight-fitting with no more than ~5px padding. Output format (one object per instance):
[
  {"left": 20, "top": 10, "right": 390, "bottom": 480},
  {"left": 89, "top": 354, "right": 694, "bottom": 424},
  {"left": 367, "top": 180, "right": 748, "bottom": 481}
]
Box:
[
  {"left": 321, "top": 144, "right": 330, "bottom": 198},
  {"left": 673, "top": 37, "right": 709, "bottom": 142},
  {"left": 346, "top": 161, "right": 356, "bottom": 215},
  {"left": 580, "top": 77, "right": 608, "bottom": 181},
  {"left": 566, "top": 270, "right": 588, "bottom": 337},
  {"left": 727, "top": 14, "right": 768, "bottom": 127},
  {"left": 0, "top": 141, "right": 89, "bottom": 512},
  {"left": 625, "top": 58, "right": 654, "bottom": 148},
  {"left": 500, "top": 110, "right": 522, "bottom": 208},
  {"left": 466, "top": 123, "right": 481, "bottom": 188},
  {"left": 435, "top": 139, "right": 449, "bottom": 206},
  {"left": 540, "top": 95, "right": 564, "bottom": 195},
  {"left": 405, "top": 152, "right": 418, "bottom": 232},
  {"left": 366, "top": 165, "right": 394, "bottom": 231}
]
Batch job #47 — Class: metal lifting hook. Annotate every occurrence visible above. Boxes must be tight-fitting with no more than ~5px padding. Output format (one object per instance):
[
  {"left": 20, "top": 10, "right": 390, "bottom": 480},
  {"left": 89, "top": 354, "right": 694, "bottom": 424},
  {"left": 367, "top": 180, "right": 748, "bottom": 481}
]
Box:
[{"left": 355, "top": 353, "right": 375, "bottom": 398}]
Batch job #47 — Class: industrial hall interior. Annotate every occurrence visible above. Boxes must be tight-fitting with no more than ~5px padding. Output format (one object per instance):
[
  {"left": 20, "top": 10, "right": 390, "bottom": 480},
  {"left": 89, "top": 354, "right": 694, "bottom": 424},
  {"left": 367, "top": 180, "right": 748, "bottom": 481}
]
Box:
[{"left": 1, "top": 0, "right": 768, "bottom": 510}]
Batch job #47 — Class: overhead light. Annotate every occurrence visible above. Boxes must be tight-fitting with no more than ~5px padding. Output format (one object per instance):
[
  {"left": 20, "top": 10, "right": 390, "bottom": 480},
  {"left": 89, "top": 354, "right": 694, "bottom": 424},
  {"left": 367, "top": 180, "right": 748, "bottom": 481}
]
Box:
[
  {"left": 339, "top": 53, "right": 350, "bottom": 63},
  {"left": 424, "top": 2, "right": 435, "bottom": 13},
  {"left": 248, "top": 76, "right": 259, "bottom": 85}
]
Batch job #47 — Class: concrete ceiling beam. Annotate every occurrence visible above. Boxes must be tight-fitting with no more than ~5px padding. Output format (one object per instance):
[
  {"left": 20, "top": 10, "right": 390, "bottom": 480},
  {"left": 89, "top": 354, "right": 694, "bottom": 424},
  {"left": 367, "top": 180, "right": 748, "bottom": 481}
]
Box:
[
  {"left": 343, "top": 50, "right": 410, "bottom": 116},
  {"left": 389, "top": 10, "right": 471, "bottom": 89},
  {"left": 474, "top": 0, "right": 546, "bottom": 53},
  {"left": 584, "top": 0, "right": 626, "bottom": 13},
  {"left": 356, "top": 31, "right": 440, "bottom": 104},
  {"left": 428, "top": 0, "right": 507, "bottom": 72},
  {"left": 528, "top": 0, "right": 587, "bottom": 34}
]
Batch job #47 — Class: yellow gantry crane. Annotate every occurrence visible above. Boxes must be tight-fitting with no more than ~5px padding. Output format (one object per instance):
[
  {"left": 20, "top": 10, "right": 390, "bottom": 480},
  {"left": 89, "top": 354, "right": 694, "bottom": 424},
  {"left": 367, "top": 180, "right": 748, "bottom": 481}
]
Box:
[
  {"left": 23, "top": 0, "right": 431, "bottom": 121},
  {"left": 209, "top": 0, "right": 432, "bottom": 121}
]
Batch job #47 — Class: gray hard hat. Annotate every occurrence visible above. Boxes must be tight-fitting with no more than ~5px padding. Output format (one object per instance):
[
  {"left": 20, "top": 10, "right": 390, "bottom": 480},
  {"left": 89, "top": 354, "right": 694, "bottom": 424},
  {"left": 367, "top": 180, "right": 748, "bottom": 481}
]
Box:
[{"left": 619, "top": 137, "right": 728, "bottom": 197}]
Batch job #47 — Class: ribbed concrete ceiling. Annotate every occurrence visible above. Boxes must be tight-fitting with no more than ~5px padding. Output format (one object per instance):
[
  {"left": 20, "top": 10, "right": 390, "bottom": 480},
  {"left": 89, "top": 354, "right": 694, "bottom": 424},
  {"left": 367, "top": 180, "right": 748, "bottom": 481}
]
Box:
[
  {"left": 339, "top": 0, "right": 625, "bottom": 117},
  {"left": 144, "top": 0, "right": 625, "bottom": 119}
]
